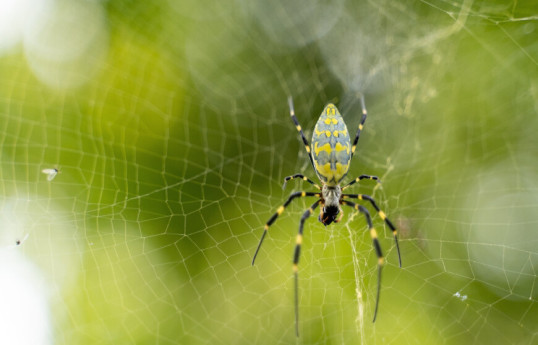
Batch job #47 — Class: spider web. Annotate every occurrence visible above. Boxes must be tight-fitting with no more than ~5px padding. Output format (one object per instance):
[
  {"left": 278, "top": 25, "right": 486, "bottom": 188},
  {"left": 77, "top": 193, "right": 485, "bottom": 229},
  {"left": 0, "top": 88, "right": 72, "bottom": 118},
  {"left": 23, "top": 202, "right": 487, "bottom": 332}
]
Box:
[{"left": 0, "top": 0, "right": 537, "bottom": 344}]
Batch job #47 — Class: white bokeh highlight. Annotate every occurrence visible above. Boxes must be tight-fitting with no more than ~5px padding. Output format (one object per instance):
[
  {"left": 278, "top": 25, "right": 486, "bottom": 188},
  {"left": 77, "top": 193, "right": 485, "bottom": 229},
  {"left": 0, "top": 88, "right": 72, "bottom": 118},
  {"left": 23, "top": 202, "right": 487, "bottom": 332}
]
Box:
[
  {"left": 0, "top": 251, "right": 52, "bottom": 345},
  {"left": 21, "top": 0, "right": 108, "bottom": 89},
  {"left": 0, "top": 0, "right": 109, "bottom": 89},
  {"left": 0, "top": 0, "right": 32, "bottom": 53},
  {"left": 0, "top": 196, "right": 85, "bottom": 344},
  {"left": 240, "top": 0, "right": 345, "bottom": 48},
  {"left": 464, "top": 164, "right": 538, "bottom": 301}
]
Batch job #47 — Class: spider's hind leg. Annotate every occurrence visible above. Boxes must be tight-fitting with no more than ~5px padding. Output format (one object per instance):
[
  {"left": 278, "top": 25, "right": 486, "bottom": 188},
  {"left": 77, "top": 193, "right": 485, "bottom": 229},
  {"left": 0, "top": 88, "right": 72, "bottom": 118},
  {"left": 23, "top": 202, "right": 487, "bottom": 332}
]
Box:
[
  {"left": 283, "top": 174, "right": 321, "bottom": 190},
  {"left": 342, "top": 175, "right": 380, "bottom": 191},
  {"left": 288, "top": 97, "right": 316, "bottom": 170}
]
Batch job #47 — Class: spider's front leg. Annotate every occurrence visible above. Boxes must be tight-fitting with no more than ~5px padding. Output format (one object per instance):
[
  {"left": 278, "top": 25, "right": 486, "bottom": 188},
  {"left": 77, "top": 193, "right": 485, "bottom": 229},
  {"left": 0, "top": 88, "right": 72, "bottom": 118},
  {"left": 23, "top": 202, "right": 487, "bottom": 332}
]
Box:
[
  {"left": 252, "top": 191, "right": 321, "bottom": 266},
  {"left": 342, "top": 193, "right": 401, "bottom": 267},
  {"left": 342, "top": 200, "right": 384, "bottom": 322},
  {"left": 335, "top": 207, "right": 344, "bottom": 223},
  {"left": 293, "top": 199, "right": 322, "bottom": 336}
]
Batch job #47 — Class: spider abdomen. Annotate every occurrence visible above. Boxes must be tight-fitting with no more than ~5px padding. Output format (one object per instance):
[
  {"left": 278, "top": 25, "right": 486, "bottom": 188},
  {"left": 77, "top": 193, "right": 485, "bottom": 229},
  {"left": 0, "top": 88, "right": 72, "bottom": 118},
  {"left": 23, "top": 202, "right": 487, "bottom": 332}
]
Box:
[{"left": 311, "top": 104, "right": 351, "bottom": 185}]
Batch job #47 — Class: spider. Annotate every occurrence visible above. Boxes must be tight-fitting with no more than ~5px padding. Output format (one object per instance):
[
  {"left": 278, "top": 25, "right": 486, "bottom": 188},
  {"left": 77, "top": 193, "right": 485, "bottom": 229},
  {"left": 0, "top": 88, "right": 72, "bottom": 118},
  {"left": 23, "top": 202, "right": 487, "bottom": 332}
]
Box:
[{"left": 251, "top": 95, "right": 402, "bottom": 336}]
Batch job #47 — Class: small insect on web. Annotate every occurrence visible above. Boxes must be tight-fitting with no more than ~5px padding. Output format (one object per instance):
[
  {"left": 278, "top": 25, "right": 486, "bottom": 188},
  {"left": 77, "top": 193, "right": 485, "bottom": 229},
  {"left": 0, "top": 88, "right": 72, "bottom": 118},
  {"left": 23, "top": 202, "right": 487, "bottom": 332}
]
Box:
[
  {"left": 251, "top": 95, "right": 402, "bottom": 336},
  {"left": 42, "top": 168, "right": 59, "bottom": 181},
  {"left": 15, "top": 234, "right": 29, "bottom": 246}
]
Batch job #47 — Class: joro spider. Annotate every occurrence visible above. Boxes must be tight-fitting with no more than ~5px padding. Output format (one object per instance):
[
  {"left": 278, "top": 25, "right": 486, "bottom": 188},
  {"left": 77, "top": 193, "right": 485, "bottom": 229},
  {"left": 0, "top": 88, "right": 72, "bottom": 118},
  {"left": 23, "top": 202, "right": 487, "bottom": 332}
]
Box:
[{"left": 252, "top": 95, "right": 402, "bottom": 336}]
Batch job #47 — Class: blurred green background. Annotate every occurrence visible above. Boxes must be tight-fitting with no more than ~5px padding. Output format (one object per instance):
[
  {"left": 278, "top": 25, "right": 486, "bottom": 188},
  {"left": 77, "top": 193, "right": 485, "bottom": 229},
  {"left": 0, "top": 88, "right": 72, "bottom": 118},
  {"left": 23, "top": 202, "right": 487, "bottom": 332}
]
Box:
[{"left": 0, "top": 0, "right": 537, "bottom": 344}]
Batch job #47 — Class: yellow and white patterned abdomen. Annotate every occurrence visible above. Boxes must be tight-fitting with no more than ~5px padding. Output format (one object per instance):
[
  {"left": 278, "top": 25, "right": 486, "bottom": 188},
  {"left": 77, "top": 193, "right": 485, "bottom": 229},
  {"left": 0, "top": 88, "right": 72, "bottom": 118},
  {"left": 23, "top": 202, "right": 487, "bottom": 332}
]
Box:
[{"left": 311, "top": 103, "right": 351, "bottom": 185}]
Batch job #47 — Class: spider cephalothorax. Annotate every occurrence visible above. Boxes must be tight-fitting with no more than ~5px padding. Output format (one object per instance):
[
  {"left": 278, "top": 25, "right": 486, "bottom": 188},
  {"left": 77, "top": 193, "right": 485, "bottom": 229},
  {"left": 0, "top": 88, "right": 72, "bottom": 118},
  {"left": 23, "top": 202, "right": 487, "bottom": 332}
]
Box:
[
  {"left": 252, "top": 95, "right": 402, "bottom": 336},
  {"left": 319, "top": 185, "right": 341, "bottom": 226}
]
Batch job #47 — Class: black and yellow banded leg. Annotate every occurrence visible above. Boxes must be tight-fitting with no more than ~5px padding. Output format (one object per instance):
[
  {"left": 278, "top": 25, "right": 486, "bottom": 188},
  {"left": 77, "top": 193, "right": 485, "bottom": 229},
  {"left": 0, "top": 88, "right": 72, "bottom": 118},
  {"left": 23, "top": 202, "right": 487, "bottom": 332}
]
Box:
[
  {"left": 293, "top": 199, "right": 322, "bottom": 337},
  {"left": 341, "top": 174, "right": 380, "bottom": 191},
  {"left": 288, "top": 96, "right": 315, "bottom": 169},
  {"left": 343, "top": 194, "right": 401, "bottom": 268},
  {"left": 282, "top": 174, "right": 321, "bottom": 190},
  {"left": 342, "top": 200, "right": 384, "bottom": 322},
  {"left": 252, "top": 191, "right": 321, "bottom": 266},
  {"left": 351, "top": 94, "right": 368, "bottom": 159}
]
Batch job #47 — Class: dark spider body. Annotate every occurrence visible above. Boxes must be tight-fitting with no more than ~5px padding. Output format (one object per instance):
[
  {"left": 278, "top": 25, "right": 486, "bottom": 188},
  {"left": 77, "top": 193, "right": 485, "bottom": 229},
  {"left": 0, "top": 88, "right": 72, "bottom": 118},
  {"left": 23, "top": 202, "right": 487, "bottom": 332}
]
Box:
[{"left": 319, "top": 185, "right": 341, "bottom": 225}]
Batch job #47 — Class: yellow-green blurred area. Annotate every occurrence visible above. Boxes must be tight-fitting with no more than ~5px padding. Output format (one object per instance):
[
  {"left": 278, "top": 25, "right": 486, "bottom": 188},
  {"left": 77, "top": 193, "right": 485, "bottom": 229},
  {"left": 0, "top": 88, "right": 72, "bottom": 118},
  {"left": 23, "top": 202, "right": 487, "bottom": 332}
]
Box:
[{"left": 0, "top": 0, "right": 537, "bottom": 344}]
